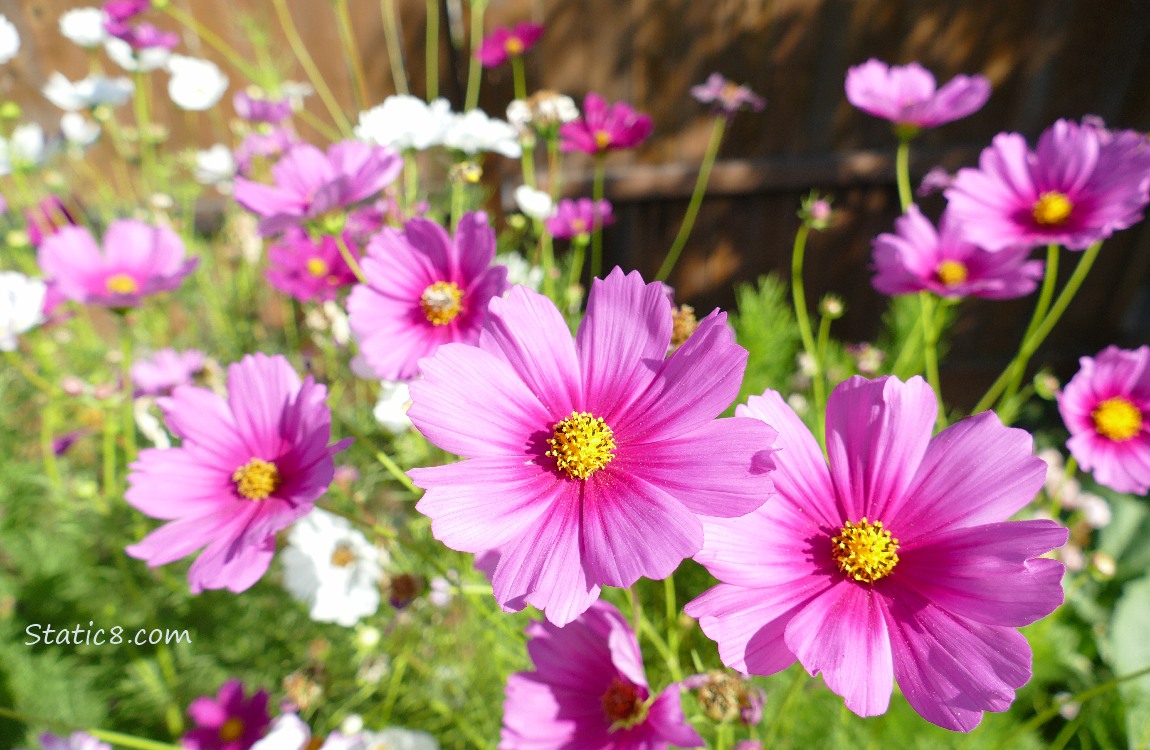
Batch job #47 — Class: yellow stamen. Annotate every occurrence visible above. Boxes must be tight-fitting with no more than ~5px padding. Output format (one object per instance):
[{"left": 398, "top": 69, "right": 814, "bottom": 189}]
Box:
[
  {"left": 601, "top": 678, "right": 648, "bottom": 732},
  {"left": 593, "top": 130, "right": 612, "bottom": 150},
  {"left": 504, "top": 37, "right": 524, "bottom": 56},
  {"left": 306, "top": 257, "right": 329, "bottom": 278},
  {"left": 936, "top": 259, "right": 969, "bottom": 287},
  {"left": 420, "top": 281, "right": 464, "bottom": 326},
  {"left": 1033, "top": 191, "right": 1073, "bottom": 226},
  {"left": 232, "top": 458, "right": 281, "bottom": 501},
  {"left": 330, "top": 543, "right": 357, "bottom": 568},
  {"left": 832, "top": 518, "right": 900, "bottom": 584},
  {"left": 1092, "top": 397, "right": 1143, "bottom": 441},
  {"left": 106, "top": 273, "right": 139, "bottom": 295},
  {"left": 546, "top": 411, "right": 617, "bottom": 480},
  {"left": 670, "top": 304, "right": 698, "bottom": 350},
  {"left": 218, "top": 718, "right": 244, "bottom": 743}
]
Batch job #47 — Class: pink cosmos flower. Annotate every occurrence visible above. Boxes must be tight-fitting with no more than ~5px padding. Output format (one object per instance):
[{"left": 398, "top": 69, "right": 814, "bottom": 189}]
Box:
[
  {"left": 233, "top": 141, "right": 403, "bottom": 236},
  {"left": 690, "top": 73, "right": 765, "bottom": 117},
  {"left": 407, "top": 268, "right": 777, "bottom": 625},
  {"left": 232, "top": 90, "right": 293, "bottom": 125},
  {"left": 131, "top": 347, "right": 206, "bottom": 396},
  {"left": 234, "top": 127, "right": 299, "bottom": 176},
  {"left": 38, "top": 220, "right": 197, "bottom": 309},
  {"left": 871, "top": 204, "right": 1044, "bottom": 299},
  {"left": 34, "top": 732, "right": 111, "bottom": 750},
  {"left": 103, "top": 0, "right": 150, "bottom": 22},
  {"left": 1058, "top": 345, "right": 1150, "bottom": 494},
  {"left": 685, "top": 376, "right": 1067, "bottom": 732},
  {"left": 501, "top": 600, "right": 704, "bottom": 749},
  {"left": 347, "top": 211, "right": 509, "bottom": 381},
  {"left": 475, "top": 22, "right": 544, "bottom": 68},
  {"left": 265, "top": 228, "right": 359, "bottom": 303},
  {"left": 181, "top": 679, "right": 270, "bottom": 750},
  {"left": 946, "top": 119, "right": 1150, "bottom": 251},
  {"left": 545, "top": 198, "right": 614, "bottom": 239},
  {"left": 25, "top": 195, "right": 78, "bottom": 248},
  {"left": 845, "top": 59, "right": 990, "bottom": 129},
  {"left": 125, "top": 353, "right": 350, "bottom": 593},
  {"left": 560, "top": 94, "right": 653, "bottom": 154},
  {"left": 109, "top": 20, "right": 178, "bottom": 50}
]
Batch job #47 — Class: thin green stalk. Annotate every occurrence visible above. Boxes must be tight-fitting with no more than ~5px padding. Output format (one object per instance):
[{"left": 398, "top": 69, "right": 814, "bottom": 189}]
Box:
[
  {"left": 546, "top": 137, "right": 563, "bottom": 200},
  {"left": 119, "top": 315, "right": 137, "bottom": 467},
  {"left": 39, "top": 399, "right": 62, "bottom": 494},
  {"left": 332, "top": 231, "right": 367, "bottom": 284},
  {"left": 567, "top": 235, "right": 588, "bottom": 301},
  {"left": 919, "top": 291, "right": 946, "bottom": 429},
  {"left": 629, "top": 585, "right": 643, "bottom": 645},
  {"left": 296, "top": 108, "right": 343, "bottom": 144},
  {"left": 761, "top": 666, "right": 807, "bottom": 748},
  {"left": 663, "top": 575, "right": 683, "bottom": 681},
  {"left": 791, "top": 224, "right": 826, "bottom": 448},
  {"left": 715, "top": 723, "right": 734, "bottom": 750},
  {"left": 381, "top": 0, "right": 410, "bottom": 95},
  {"left": 511, "top": 54, "right": 528, "bottom": 102},
  {"left": 589, "top": 155, "right": 607, "bottom": 279},
  {"left": 451, "top": 179, "right": 467, "bottom": 231},
  {"left": 102, "top": 404, "right": 118, "bottom": 500},
  {"left": 132, "top": 70, "right": 154, "bottom": 195},
  {"left": 463, "top": 0, "right": 488, "bottom": 111},
  {"left": 656, "top": 116, "right": 726, "bottom": 282},
  {"left": 519, "top": 147, "right": 537, "bottom": 190},
  {"left": 402, "top": 152, "right": 419, "bottom": 217},
  {"left": 160, "top": 4, "right": 262, "bottom": 82},
  {"left": 0, "top": 707, "right": 181, "bottom": 750},
  {"left": 375, "top": 451, "right": 419, "bottom": 496},
  {"left": 5, "top": 349, "right": 56, "bottom": 394},
  {"left": 425, "top": 0, "right": 440, "bottom": 100},
  {"left": 315, "top": 501, "right": 398, "bottom": 540},
  {"left": 539, "top": 226, "right": 557, "bottom": 301},
  {"left": 895, "top": 138, "right": 912, "bottom": 210},
  {"left": 334, "top": 0, "right": 370, "bottom": 112},
  {"left": 271, "top": 0, "right": 353, "bottom": 135}
]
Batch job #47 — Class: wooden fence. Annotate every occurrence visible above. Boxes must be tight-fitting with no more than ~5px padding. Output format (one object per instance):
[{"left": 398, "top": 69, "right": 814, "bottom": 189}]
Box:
[{"left": 3, "top": 0, "right": 1149, "bottom": 405}]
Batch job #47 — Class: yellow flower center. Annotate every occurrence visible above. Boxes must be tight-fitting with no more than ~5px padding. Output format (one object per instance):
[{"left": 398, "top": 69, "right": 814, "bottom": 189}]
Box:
[
  {"left": 593, "top": 130, "right": 612, "bottom": 150},
  {"left": 106, "top": 273, "right": 139, "bottom": 295},
  {"left": 232, "top": 458, "right": 281, "bottom": 501},
  {"left": 504, "top": 37, "right": 524, "bottom": 56},
  {"left": 936, "top": 259, "right": 969, "bottom": 287},
  {"left": 601, "top": 678, "right": 648, "bottom": 731},
  {"left": 330, "top": 542, "right": 357, "bottom": 568},
  {"left": 218, "top": 717, "right": 244, "bottom": 743},
  {"left": 832, "top": 518, "right": 900, "bottom": 583},
  {"left": 1032, "top": 191, "right": 1073, "bottom": 226},
  {"left": 306, "top": 257, "right": 329, "bottom": 277},
  {"left": 1092, "top": 396, "right": 1143, "bottom": 441},
  {"left": 570, "top": 218, "right": 588, "bottom": 234},
  {"left": 420, "top": 281, "right": 463, "bottom": 326},
  {"left": 546, "top": 411, "right": 617, "bottom": 480}
]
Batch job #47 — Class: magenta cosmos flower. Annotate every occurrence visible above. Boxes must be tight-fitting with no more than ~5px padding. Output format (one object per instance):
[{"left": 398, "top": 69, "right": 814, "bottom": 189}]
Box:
[
  {"left": 476, "top": 22, "right": 544, "bottom": 68},
  {"left": 233, "top": 141, "right": 403, "bottom": 236},
  {"left": 1058, "top": 345, "right": 1150, "bottom": 494},
  {"left": 560, "top": 94, "right": 653, "bottom": 154},
  {"left": 181, "top": 679, "right": 270, "bottom": 750},
  {"left": 691, "top": 73, "right": 765, "bottom": 117},
  {"left": 407, "top": 268, "right": 777, "bottom": 625},
  {"left": 545, "top": 197, "right": 614, "bottom": 239},
  {"left": 266, "top": 227, "right": 359, "bottom": 303},
  {"left": 872, "top": 204, "right": 1043, "bottom": 299},
  {"left": 685, "top": 376, "right": 1067, "bottom": 732},
  {"left": 845, "top": 59, "right": 990, "bottom": 130},
  {"left": 38, "top": 220, "right": 197, "bottom": 309},
  {"left": 946, "top": 119, "right": 1150, "bottom": 251},
  {"left": 233, "top": 90, "right": 293, "bottom": 125},
  {"left": 34, "top": 733, "right": 111, "bottom": 750},
  {"left": 126, "top": 353, "right": 350, "bottom": 593},
  {"left": 347, "top": 211, "right": 509, "bottom": 381},
  {"left": 131, "top": 347, "right": 206, "bottom": 396},
  {"left": 501, "top": 600, "right": 703, "bottom": 749}
]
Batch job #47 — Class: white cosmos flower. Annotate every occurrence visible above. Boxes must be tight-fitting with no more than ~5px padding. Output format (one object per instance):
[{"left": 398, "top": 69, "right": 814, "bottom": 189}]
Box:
[
  {"left": 353, "top": 729, "right": 439, "bottom": 750},
  {"left": 166, "top": 55, "right": 228, "bottom": 111},
  {"left": 43, "top": 73, "right": 134, "bottom": 111},
  {"left": 355, "top": 95, "right": 453, "bottom": 151},
  {"left": 513, "top": 185, "right": 554, "bottom": 221},
  {"left": 251, "top": 714, "right": 311, "bottom": 750},
  {"left": 442, "top": 109, "right": 521, "bottom": 158},
  {"left": 372, "top": 380, "right": 412, "bottom": 434},
  {"left": 193, "top": 144, "right": 236, "bottom": 186},
  {"left": 59, "top": 7, "right": 108, "bottom": 48},
  {"left": 105, "top": 37, "right": 170, "bottom": 72},
  {"left": 0, "top": 272, "right": 46, "bottom": 351},
  {"left": 0, "top": 15, "right": 20, "bottom": 64},
  {"left": 0, "top": 123, "right": 47, "bottom": 175},
  {"left": 495, "top": 252, "right": 543, "bottom": 291},
  {"left": 281, "top": 509, "right": 386, "bottom": 627},
  {"left": 61, "top": 112, "right": 101, "bottom": 147}
]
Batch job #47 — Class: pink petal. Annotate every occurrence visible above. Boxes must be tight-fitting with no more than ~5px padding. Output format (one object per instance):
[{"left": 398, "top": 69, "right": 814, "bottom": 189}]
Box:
[
  {"left": 125, "top": 510, "right": 235, "bottom": 566},
  {"left": 126, "top": 448, "right": 233, "bottom": 519},
  {"left": 187, "top": 518, "right": 277, "bottom": 593},
  {"left": 157, "top": 385, "right": 246, "bottom": 466},
  {"left": 226, "top": 354, "right": 303, "bottom": 458},
  {"left": 646, "top": 685, "right": 705, "bottom": 747},
  {"left": 453, "top": 211, "right": 498, "bottom": 281}
]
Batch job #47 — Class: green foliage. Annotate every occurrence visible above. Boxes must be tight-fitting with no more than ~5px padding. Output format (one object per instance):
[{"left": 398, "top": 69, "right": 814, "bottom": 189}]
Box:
[{"left": 730, "top": 274, "right": 802, "bottom": 406}]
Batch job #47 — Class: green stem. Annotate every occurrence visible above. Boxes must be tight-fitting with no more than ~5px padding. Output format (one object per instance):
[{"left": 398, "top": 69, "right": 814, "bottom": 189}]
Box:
[
  {"left": 402, "top": 152, "right": 419, "bottom": 217},
  {"left": 0, "top": 708, "right": 181, "bottom": 750},
  {"left": 451, "top": 179, "right": 467, "bottom": 231},
  {"left": 5, "top": 349, "right": 56, "bottom": 394},
  {"left": 102, "top": 405, "right": 118, "bottom": 500},
  {"left": 463, "top": 0, "right": 488, "bottom": 111},
  {"left": 791, "top": 223, "right": 826, "bottom": 448},
  {"left": 39, "top": 399, "right": 62, "bottom": 494},
  {"left": 546, "top": 136, "right": 563, "bottom": 200},
  {"left": 132, "top": 70, "right": 154, "bottom": 195},
  {"left": 271, "top": 0, "right": 353, "bottom": 136},
  {"left": 656, "top": 116, "right": 726, "bottom": 282},
  {"left": 332, "top": 231, "right": 367, "bottom": 284},
  {"left": 519, "top": 146, "right": 537, "bottom": 190},
  {"left": 567, "top": 235, "right": 588, "bottom": 302},
  {"left": 511, "top": 54, "right": 528, "bottom": 102},
  {"left": 895, "top": 138, "right": 912, "bottom": 211},
  {"left": 539, "top": 226, "right": 557, "bottom": 302},
  {"left": 761, "top": 666, "right": 807, "bottom": 748},
  {"left": 119, "top": 315, "right": 137, "bottom": 468},
  {"left": 663, "top": 575, "right": 683, "bottom": 681},
  {"left": 160, "top": 4, "right": 262, "bottom": 82},
  {"left": 919, "top": 291, "right": 946, "bottom": 429},
  {"left": 375, "top": 451, "right": 419, "bottom": 497},
  {"left": 590, "top": 155, "right": 607, "bottom": 279},
  {"left": 715, "top": 723, "right": 734, "bottom": 750},
  {"left": 425, "top": 0, "right": 439, "bottom": 100},
  {"left": 315, "top": 501, "right": 398, "bottom": 540},
  {"left": 380, "top": 0, "right": 410, "bottom": 95},
  {"left": 334, "top": 0, "right": 370, "bottom": 112}
]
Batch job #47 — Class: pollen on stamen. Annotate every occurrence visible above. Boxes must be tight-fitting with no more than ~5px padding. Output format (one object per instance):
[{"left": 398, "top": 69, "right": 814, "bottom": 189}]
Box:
[
  {"left": 831, "top": 517, "right": 900, "bottom": 584},
  {"left": 601, "top": 678, "right": 649, "bottom": 732},
  {"left": 504, "top": 37, "right": 525, "bottom": 56},
  {"left": 306, "top": 257, "right": 329, "bottom": 278},
  {"left": 546, "top": 411, "right": 617, "bottom": 480},
  {"left": 1032, "top": 191, "right": 1074, "bottom": 226},
  {"left": 330, "top": 542, "right": 357, "bottom": 568},
  {"left": 106, "top": 273, "right": 139, "bottom": 295},
  {"left": 232, "top": 458, "right": 281, "bottom": 501},
  {"left": 936, "top": 259, "right": 969, "bottom": 287},
  {"left": 593, "top": 130, "right": 612, "bottom": 150},
  {"left": 420, "top": 280, "right": 464, "bottom": 326},
  {"left": 218, "top": 717, "right": 245, "bottom": 743},
  {"left": 1092, "top": 396, "right": 1143, "bottom": 441}
]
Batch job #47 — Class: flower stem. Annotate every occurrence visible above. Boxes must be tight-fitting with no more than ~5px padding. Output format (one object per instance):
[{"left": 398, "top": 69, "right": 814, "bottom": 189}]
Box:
[
  {"left": 425, "top": 0, "right": 440, "bottom": 101},
  {"left": 656, "top": 115, "right": 726, "bottom": 282},
  {"left": 132, "top": 70, "right": 154, "bottom": 196},
  {"left": 567, "top": 235, "right": 588, "bottom": 301},
  {"left": 663, "top": 575, "right": 683, "bottom": 681},
  {"left": 895, "top": 137, "right": 913, "bottom": 211},
  {"left": 376, "top": 451, "right": 419, "bottom": 496},
  {"left": 119, "top": 314, "right": 137, "bottom": 468},
  {"left": 919, "top": 291, "right": 946, "bottom": 429},
  {"left": 463, "top": 0, "right": 488, "bottom": 111},
  {"left": 511, "top": 54, "right": 528, "bottom": 102},
  {"left": 102, "top": 405, "right": 118, "bottom": 500},
  {"left": 160, "top": 4, "right": 262, "bottom": 82},
  {"left": 0, "top": 707, "right": 182, "bottom": 750},
  {"left": 380, "top": 0, "right": 410, "bottom": 95},
  {"left": 546, "top": 137, "right": 563, "bottom": 200},
  {"left": 332, "top": 231, "right": 367, "bottom": 284},
  {"left": 271, "top": 0, "right": 353, "bottom": 136},
  {"left": 402, "top": 151, "right": 419, "bottom": 217},
  {"left": 539, "top": 225, "right": 557, "bottom": 301},
  {"left": 5, "top": 349, "right": 56, "bottom": 395},
  {"left": 589, "top": 155, "right": 607, "bottom": 279},
  {"left": 334, "top": 0, "right": 370, "bottom": 112},
  {"left": 791, "top": 223, "right": 826, "bottom": 448}
]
